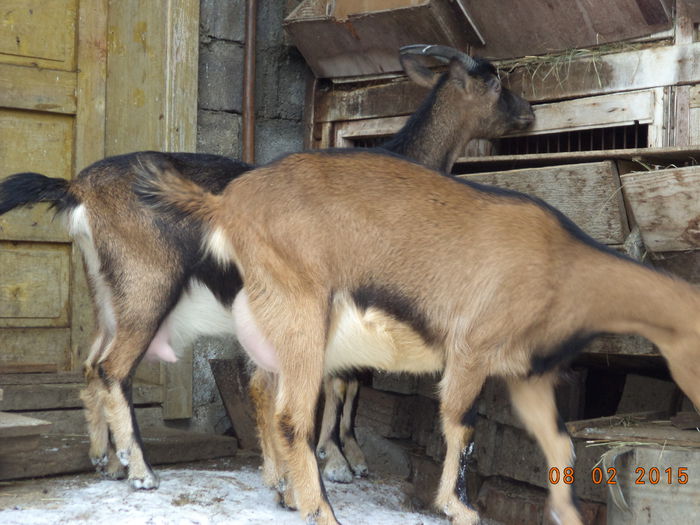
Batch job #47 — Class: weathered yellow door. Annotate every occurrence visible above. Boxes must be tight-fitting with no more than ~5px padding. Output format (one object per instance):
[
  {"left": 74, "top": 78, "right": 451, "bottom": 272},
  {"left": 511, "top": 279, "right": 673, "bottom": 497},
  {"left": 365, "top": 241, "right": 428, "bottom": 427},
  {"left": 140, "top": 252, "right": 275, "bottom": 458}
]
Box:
[
  {"left": 0, "top": 1, "right": 199, "bottom": 419},
  {"left": 0, "top": 0, "right": 107, "bottom": 373}
]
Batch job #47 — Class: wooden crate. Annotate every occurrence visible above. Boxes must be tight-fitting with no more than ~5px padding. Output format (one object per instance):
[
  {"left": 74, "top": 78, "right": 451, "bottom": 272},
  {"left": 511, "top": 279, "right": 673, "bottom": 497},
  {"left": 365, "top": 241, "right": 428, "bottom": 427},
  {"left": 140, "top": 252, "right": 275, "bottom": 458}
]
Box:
[
  {"left": 459, "top": 161, "right": 630, "bottom": 245},
  {"left": 284, "top": 0, "right": 482, "bottom": 78},
  {"left": 621, "top": 165, "right": 700, "bottom": 252}
]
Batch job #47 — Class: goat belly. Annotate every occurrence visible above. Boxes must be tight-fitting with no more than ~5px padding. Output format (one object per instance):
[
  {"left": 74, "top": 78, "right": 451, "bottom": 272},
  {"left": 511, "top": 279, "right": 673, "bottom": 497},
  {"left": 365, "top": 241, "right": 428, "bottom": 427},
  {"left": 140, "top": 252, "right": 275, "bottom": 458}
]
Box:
[
  {"left": 324, "top": 292, "right": 443, "bottom": 374},
  {"left": 232, "top": 290, "right": 280, "bottom": 372}
]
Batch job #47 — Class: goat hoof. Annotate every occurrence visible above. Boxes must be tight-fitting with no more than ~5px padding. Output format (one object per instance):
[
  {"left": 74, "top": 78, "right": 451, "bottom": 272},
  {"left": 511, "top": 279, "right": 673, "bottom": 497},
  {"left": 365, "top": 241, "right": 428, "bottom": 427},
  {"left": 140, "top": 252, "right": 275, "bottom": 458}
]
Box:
[
  {"left": 323, "top": 460, "right": 353, "bottom": 484},
  {"left": 91, "top": 454, "right": 110, "bottom": 468},
  {"left": 351, "top": 462, "right": 368, "bottom": 478},
  {"left": 129, "top": 471, "right": 160, "bottom": 490},
  {"left": 275, "top": 490, "right": 297, "bottom": 511},
  {"left": 116, "top": 449, "right": 130, "bottom": 467}
]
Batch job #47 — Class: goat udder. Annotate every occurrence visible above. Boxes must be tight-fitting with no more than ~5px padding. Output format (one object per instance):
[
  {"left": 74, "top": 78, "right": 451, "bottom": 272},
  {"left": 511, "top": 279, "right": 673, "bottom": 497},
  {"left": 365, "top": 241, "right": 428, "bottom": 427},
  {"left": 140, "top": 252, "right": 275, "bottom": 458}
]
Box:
[{"left": 144, "top": 323, "right": 179, "bottom": 363}]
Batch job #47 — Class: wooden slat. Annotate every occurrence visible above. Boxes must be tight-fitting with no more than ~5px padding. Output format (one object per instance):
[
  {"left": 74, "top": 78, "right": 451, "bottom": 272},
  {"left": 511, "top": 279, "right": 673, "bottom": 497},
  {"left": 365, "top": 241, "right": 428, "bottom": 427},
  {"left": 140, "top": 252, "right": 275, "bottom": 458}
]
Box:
[
  {"left": 574, "top": 421, "right": 700, "bottom": 447},
  {"left": 162, "top": 346, "right": 193, "bottom": 420},
  {"left": 0, "top": 328, "right": 71, "bottom": 369},
  {"left": 512, "top": 90, "right": 656, "bottom": 137},
  {"left": 459, "top": 161, "right": 629, "bottom": 244},
  {"left": 0, "top": 372, "right": 82, "bottom": 385},
  {"left": 0, "top": 364, "right": 58, "bottom": 375},
  {"left": 585, "top": 334, "right": 657, "bottom": 356},
  {"left": 566, "top": 411, "right": 668, "bottom": 435},
  {"left": 316, "top": 76, "right": 429, "bottom": 123},
  {"left": 0, "top": 427, "right": 236, "bottom": 481},
  {"left": 0, "top": 411, "right": 52, "bottom": 439},
  {"left": 453, "top": 145, "right": 700, "bottom": 173},
  {"left": 163, "top": 0, "right": 199, "bottom": 152},
  {"left": 621, "top": 165, "right": 700, "bottom": 251},
  {"left": 0, "top": 63, "right": 77, "bottom": 114},
  {"left": 0, "top": 382, "right": 163, "bottom": 411}
]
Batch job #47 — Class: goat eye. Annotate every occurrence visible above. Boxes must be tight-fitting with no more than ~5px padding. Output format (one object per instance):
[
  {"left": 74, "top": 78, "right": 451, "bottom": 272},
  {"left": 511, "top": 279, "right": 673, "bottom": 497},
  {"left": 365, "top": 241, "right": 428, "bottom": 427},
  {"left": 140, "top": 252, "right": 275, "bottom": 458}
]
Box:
[{"left": 487, "top": 76, "right": 501, "bottom": 93}]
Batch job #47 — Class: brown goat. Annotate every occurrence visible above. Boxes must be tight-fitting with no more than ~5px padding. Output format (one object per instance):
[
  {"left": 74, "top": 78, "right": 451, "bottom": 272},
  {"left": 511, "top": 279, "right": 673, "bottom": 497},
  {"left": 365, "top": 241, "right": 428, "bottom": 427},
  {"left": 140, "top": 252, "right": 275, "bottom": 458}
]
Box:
[
  {"left": 136, "top": 149, "right": 700, "bottom": 525},
  {"left": 316, "top": 44, "right": 534, "bottom": 483}
]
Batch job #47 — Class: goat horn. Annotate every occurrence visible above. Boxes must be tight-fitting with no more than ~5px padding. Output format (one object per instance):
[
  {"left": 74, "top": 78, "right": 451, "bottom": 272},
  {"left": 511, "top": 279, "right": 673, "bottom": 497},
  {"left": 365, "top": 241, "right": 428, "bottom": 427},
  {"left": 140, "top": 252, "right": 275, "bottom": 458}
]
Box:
[{"left": 399, "top": 44, "right": 478, "bottom": 71}]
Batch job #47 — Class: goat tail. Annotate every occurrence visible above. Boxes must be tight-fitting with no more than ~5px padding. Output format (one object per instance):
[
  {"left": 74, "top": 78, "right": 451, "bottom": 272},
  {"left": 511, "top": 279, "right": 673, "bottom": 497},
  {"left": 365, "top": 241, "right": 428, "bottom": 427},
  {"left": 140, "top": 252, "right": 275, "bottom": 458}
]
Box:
[
  {"left": 133, "top": 154, "right": 221, "bottom": 227},
  {"left": 0, "top": 172, "right": 75, "bottom": 215}
]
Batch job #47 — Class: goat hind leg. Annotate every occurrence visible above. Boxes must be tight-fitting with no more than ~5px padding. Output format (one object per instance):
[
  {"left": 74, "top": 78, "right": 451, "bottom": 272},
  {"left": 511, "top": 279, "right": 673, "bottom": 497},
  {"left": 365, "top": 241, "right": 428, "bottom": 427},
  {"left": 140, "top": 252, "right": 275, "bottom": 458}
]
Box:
[
  {"left": 508, "top": 373, "right": 583, "bottom": 525},
  {"left": 317, "top": 376, "right": 354, "bottom": 483},
  {"left": 339, "top": 377, "right": 367, "bottom": 477},
  {"left": 250, "top": 367, "right": 295, "bottom": 509},
  {"left": 80, "top": 332, "right": 126, "bottom": 479},
  {"left": 100, "top": 327, "right": 161, "bottom": 490}
]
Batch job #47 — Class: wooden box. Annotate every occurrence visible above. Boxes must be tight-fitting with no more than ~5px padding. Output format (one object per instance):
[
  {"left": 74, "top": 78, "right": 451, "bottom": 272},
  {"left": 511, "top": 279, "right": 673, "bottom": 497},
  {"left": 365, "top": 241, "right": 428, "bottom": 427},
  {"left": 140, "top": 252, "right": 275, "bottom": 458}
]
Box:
[{"left": 283, "top": 0, "right": 483, "bottom": 78}]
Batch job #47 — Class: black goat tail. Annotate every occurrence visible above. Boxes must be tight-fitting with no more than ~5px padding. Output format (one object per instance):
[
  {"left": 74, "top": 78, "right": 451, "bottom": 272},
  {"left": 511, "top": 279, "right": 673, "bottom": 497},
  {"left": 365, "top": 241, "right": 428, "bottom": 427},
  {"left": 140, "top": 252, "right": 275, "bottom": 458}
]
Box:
[{"left": 0, "top": 173, "right": 76, "bottom": 215}]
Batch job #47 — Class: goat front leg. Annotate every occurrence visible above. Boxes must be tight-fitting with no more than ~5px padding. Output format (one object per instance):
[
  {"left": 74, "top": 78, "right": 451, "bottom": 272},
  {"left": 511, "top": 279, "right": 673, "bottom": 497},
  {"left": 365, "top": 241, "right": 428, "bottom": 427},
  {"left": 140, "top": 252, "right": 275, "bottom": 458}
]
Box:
[
  {"left": 317, "top": 376, "right": 354, "bottom": 483},
  {"left": 435, "top": 360, "right": 486, "bottom": 525},
  {"left": 508, "top": 373, "right": 583, "bottom": 525},
  {"left": 339, "top": 377, "right": 368, "bottom": 477}
]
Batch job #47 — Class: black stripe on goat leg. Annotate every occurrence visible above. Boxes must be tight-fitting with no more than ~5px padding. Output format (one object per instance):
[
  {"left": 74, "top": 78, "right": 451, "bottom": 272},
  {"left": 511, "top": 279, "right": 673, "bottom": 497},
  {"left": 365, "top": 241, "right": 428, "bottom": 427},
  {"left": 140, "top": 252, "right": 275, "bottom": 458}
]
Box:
[
  {"left": 508, "top": 373, "right": 582, "bottom": 525},
  {"left": 339, "top": 378, "right": 368, "bottom": 477}
]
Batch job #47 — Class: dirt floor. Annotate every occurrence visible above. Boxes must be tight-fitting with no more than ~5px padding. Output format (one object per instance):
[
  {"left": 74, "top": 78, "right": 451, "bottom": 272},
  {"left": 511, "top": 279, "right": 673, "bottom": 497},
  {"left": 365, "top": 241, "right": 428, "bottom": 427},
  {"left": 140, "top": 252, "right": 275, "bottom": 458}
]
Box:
[{"left": 0, "top": 451, "right": 488, "bottom": 524}]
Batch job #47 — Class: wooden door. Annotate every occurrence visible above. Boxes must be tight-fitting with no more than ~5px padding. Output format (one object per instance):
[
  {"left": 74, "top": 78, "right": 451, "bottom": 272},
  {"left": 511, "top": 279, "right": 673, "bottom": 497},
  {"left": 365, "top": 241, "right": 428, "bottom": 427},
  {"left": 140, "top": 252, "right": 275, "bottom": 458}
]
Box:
[
  {"left": 0, "top": 1, "right": 199, "bottom": 421},
  {"left": 0, "top": 0, "right": 107, "bottom": 374}
]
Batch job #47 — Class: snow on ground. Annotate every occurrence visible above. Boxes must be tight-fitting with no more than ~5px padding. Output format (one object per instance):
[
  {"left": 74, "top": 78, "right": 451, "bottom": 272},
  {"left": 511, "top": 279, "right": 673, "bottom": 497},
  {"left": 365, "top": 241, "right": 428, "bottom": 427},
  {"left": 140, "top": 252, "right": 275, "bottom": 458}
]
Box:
[{"left": 0, "top": 455, "right": 450, "bottom": 525}]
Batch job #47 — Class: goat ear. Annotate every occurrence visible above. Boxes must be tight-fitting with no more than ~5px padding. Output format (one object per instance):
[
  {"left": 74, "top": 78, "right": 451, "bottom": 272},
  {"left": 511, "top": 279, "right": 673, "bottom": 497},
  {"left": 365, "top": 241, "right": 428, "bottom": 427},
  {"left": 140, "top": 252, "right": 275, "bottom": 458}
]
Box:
[
  {"left": 448, "top": 58, "right": 473, "bottom": 90},
  {"left": 400, "top": 54, "right": 439, "bottom": 88}
]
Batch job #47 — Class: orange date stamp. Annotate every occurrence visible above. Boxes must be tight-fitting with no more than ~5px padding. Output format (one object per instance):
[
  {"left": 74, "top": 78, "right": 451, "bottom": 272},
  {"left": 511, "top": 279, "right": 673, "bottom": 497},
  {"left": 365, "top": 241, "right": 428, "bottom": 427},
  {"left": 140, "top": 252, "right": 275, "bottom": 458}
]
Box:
[{"left": 548, "top": 466, "right": 689, "bottom": 485}]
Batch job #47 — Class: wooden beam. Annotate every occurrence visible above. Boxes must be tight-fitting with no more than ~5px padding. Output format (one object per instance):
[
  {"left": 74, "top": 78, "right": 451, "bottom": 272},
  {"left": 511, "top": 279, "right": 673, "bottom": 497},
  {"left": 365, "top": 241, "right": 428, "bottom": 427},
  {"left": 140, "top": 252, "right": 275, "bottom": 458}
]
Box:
[
  {"left": 502, "top": 42, "right": 700, "bottom": 103},
  {"left": 0, "top": 382, "right": 162, "bottom": 411},
  {"left": 0, "top": 428, "right": 237, "bottom": 481},
  {"left": 453, "top": 145, "right": 700, "bottom": 173}
]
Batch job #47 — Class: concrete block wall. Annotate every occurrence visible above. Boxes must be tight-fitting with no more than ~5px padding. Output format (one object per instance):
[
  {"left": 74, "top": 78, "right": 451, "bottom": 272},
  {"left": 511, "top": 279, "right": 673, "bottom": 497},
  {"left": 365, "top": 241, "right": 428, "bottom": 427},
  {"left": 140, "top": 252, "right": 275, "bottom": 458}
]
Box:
[{"left": 197, "top": 0, "right": 307, "bottom": 163}]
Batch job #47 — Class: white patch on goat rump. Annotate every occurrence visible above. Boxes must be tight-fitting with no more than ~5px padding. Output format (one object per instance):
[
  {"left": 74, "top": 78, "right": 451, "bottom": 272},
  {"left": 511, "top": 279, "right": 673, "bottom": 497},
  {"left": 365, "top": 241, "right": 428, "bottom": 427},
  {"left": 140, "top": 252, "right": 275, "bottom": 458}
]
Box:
[
  {"left": 204, "top": 227, "right": 237, "bottom": 269},
  {"left": 65, "top": 204, "right": 118, "bottom": 365}
]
